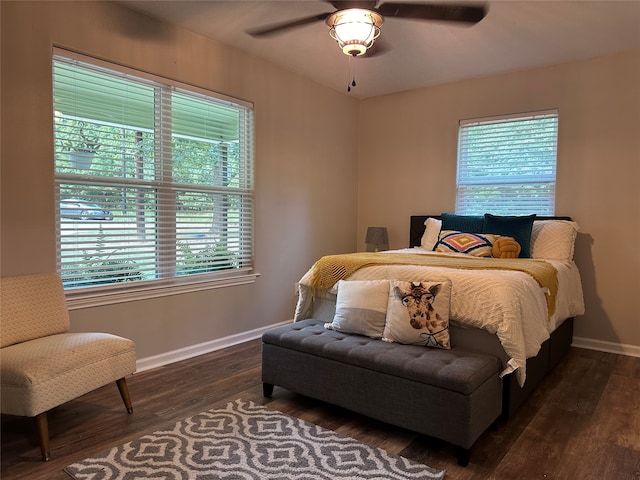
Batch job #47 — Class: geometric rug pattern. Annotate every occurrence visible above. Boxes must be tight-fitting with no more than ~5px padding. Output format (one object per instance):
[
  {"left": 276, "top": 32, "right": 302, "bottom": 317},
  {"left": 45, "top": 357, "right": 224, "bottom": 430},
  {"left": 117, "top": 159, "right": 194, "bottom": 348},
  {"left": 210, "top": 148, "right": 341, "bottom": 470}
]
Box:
[{"left": 65, "top": 398, "right": 445, "bottom": 480}]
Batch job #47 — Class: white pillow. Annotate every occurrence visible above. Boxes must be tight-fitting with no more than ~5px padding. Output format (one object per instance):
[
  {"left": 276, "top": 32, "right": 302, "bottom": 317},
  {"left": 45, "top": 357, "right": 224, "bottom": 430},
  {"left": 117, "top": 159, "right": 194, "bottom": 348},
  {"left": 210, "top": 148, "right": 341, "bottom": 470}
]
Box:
[
  {"left": 530, "top": 220, "right": 579, "bottom": 262},
  {"left": 325, "top": 280, "right": 390, "bottom": 338},
  {"left": 421, "top": 217, "right": 442, "bottom": 250},
  {"left": 382, "top": 280, "right": 452, "bottom": 349}
]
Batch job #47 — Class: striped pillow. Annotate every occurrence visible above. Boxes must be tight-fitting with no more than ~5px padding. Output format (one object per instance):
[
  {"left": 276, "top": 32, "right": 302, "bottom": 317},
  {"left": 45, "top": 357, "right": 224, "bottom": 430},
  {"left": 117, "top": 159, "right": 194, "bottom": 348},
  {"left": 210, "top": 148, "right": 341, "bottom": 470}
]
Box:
[{"left": 325, "top": 280, "right": 390, "bottom": 338}]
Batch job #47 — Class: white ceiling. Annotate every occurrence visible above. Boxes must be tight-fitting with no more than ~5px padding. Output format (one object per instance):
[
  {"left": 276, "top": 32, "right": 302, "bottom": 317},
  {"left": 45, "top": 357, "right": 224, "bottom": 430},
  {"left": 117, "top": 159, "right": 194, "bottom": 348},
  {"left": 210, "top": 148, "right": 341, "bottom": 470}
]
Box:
[{"left": 121, "top": 0, "right": 640, "bottom": 99}]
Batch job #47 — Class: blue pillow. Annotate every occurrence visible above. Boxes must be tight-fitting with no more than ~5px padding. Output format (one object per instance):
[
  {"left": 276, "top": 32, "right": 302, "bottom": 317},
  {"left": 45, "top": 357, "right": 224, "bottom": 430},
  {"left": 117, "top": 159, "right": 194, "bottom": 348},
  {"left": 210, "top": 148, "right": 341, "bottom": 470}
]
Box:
[
  {"left": 441, "top": 213, "right": 484, "bottom": 233},
  {"left": 482, "top": 214, "right": 536, "bottom": 258}
]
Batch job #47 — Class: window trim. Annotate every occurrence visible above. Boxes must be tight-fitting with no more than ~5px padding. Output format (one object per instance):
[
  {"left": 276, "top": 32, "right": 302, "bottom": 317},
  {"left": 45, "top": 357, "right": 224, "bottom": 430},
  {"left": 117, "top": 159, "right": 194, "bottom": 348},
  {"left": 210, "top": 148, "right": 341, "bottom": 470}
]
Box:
[
  {"left": 65, "top": 271, "right": 260, "bottom": 310},
  {"left": 53, "top": 47, "right": 257, "bottom": 308}
]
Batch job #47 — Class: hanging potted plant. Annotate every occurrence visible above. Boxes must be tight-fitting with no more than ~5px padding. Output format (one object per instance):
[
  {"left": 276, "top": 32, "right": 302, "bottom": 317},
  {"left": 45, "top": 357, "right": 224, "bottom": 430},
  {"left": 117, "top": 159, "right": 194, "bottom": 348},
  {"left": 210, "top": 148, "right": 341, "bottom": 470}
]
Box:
[{"left": 67, "top": 122, "right": 101, "bottom": 169}]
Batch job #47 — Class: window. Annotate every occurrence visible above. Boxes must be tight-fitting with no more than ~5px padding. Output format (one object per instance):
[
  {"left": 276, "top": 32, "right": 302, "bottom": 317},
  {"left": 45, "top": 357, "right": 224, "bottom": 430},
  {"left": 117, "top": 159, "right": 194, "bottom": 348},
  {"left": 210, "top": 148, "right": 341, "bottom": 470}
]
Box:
[
  {"left": 53, "top": 49, "right": 255, "bottom": 305},
  {"left": 456, "top": 110, "right": 558, "bottom": 215}
]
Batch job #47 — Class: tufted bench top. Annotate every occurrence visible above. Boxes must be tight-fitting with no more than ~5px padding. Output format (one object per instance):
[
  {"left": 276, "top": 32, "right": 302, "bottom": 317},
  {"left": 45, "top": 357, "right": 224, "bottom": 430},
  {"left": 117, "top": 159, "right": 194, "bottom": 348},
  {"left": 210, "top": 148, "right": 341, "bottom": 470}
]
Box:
[{"left": 263, "top": 319, "right": 502, "bottom": 396}]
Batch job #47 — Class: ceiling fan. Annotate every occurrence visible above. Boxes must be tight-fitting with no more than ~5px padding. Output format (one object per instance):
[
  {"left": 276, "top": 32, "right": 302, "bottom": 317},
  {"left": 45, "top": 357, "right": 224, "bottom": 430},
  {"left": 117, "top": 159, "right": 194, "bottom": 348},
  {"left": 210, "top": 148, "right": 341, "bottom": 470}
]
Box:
[{"left": 247, "top": 1, "right": 487, "bottom": 57}]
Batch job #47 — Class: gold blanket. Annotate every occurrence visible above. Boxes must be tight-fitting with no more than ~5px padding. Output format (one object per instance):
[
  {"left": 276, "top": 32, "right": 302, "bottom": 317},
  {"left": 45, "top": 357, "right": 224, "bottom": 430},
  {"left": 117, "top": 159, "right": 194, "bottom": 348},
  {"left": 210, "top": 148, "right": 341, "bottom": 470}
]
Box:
[{"left": 308, "top": 252, "right": 558, "bottom": 317}]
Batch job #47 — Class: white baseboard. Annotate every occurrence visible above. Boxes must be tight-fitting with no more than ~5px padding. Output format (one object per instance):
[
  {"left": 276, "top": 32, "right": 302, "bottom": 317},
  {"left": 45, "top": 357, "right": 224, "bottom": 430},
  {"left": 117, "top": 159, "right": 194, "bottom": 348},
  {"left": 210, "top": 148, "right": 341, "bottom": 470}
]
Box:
[
  {"left": 135, "top": 319, "right": 292, "bottom": 373},
  {"left": 135, "top": 328, "right": 640, "bottom": 373},
  {"left": 572, "top": 336, "right": 640, "bottom": 358}
]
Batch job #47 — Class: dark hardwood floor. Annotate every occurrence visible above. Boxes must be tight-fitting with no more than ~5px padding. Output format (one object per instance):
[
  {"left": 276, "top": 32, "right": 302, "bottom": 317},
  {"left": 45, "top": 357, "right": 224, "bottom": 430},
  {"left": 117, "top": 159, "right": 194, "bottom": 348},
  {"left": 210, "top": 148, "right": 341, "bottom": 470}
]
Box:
[{"left": 2, "top": 341, "right": 639, "bottom": 480}]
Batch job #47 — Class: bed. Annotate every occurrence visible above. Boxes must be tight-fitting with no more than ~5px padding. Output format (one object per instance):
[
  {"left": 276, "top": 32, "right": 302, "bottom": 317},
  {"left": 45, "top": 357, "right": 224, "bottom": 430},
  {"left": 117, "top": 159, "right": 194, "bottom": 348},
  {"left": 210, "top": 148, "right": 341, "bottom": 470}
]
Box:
[{"left": 293, "top": 214, "right": 585, "bottom": 416}]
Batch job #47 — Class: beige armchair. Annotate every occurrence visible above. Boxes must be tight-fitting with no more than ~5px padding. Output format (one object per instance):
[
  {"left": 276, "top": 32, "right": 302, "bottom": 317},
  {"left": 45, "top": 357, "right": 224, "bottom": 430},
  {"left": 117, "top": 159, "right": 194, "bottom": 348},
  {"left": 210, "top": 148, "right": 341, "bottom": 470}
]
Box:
[{"left": 0, "top": 272, "right": 136, "bottom": 461}]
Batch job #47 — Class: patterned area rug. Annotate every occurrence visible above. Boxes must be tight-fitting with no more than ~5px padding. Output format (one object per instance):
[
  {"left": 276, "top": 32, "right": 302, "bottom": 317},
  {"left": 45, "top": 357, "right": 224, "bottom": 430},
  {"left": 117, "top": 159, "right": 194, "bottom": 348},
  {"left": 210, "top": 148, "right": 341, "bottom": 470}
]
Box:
[{"left": 65, "top": 398, "right": 445, "bottom": 480}]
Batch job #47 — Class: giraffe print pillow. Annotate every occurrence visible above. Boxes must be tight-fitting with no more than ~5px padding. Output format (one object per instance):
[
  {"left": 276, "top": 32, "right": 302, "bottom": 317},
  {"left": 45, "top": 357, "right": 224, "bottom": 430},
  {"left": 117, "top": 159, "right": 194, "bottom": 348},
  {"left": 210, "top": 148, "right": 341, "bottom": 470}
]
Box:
[{"left": 382, "top": 280, "right": 452, "bottom": 349}]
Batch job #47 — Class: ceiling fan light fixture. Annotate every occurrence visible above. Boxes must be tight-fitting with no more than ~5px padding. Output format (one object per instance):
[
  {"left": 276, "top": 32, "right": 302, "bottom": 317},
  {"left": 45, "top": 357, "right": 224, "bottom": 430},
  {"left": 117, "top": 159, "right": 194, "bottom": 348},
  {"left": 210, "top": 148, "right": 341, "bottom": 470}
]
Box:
[{"left": 326, "top": 8, "right": 384, "bottom": 57}]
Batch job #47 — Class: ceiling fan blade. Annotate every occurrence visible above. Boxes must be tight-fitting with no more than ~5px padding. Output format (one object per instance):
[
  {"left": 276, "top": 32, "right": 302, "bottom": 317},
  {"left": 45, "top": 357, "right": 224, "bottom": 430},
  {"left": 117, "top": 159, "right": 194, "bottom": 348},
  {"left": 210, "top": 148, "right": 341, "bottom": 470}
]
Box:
[
  {"left": 376, "top": 2, "right": 487, "bottom": 24},
  {"left": 247, "top": 12, "right": 332, "bottom": 37},
  {"left": 327, "top": 1, "right": 378, "bottom": 10}
]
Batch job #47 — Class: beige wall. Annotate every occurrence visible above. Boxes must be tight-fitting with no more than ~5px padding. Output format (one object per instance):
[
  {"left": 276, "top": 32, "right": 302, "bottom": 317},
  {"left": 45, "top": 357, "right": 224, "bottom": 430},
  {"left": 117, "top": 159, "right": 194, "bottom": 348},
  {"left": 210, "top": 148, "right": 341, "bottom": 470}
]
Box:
[
  {"left": 1, "top": 1, "right": 359, "bottom": 359},
  {"left": 2, "top": 1, "right": 638, "bottom": 360},
  {"left": 358, "top": 51, "right": 640, "bottom": 349}
]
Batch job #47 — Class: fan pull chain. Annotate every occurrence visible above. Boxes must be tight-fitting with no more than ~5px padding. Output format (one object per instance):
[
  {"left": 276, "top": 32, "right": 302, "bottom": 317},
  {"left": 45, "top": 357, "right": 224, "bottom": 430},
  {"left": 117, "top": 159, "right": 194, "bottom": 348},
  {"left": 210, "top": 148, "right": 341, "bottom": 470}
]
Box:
[{"left": 347, "top": 55, "right": 357, "bottom": 92}]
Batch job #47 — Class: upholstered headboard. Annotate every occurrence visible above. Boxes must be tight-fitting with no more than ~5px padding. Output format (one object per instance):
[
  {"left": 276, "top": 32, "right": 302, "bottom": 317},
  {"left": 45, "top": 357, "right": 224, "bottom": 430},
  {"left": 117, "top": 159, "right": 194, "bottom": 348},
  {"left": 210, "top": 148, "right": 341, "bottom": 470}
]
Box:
[{"left": 409, "top": 215, "right": 573, "bottom": 248}]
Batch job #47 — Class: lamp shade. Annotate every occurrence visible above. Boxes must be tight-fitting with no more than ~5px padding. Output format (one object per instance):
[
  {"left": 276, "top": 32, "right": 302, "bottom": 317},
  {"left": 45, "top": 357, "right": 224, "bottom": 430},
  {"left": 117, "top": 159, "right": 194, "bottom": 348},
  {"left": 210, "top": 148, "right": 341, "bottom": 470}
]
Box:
[{"left": 365, "top": 227, "right": 389, "bottom": 252}]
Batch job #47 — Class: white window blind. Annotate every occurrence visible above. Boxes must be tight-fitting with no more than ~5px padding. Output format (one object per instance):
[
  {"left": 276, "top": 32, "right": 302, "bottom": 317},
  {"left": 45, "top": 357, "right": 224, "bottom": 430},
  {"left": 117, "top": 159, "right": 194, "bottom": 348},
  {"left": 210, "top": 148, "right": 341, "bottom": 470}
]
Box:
[
  {"left": 456, "top": 110, "right": 558, "bottom": 216},
  {"left": 53, "top": 49, "right": 254, "bottom": 302}
]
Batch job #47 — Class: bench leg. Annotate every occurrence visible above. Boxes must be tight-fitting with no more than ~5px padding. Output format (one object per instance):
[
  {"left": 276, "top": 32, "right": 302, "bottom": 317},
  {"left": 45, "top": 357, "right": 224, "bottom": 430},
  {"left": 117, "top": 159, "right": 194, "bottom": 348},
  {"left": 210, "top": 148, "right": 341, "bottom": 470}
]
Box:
[
  {"left": 263, "top": 383, "right": 274, "bottom": 397},
  {"left": 35, "top": 412, "right": 50, "bottom": 462},
  {"left": 456, "top": 447, "right": 470, "bottom": 467},
  {"left": 116, "top": 377, "right": 134, "bottom": 414},
  {"left": 490, "top": 418, "right": 500, "bottom": 431}
]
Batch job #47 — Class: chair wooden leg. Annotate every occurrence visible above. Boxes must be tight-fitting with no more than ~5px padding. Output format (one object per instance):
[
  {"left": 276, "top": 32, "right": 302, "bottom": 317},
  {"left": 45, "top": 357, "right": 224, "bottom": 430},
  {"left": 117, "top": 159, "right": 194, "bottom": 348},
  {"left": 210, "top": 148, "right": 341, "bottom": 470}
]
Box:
[
  {"left": 35, "top": 412, "right": 50, "bottom": 462},
  {"left": 116, "top": 377, "right": 134, "bottom": 414}
]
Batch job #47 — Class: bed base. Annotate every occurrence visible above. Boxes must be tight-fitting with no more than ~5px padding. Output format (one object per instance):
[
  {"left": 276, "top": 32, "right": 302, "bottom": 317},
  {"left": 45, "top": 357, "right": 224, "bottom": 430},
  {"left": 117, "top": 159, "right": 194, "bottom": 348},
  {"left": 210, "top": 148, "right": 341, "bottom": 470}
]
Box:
[
  {"left": 502, "top": 316, "right": 574, "bottom": 417},
  {"left": 303, "top": 290, "right": 575, "bottom": 419}
]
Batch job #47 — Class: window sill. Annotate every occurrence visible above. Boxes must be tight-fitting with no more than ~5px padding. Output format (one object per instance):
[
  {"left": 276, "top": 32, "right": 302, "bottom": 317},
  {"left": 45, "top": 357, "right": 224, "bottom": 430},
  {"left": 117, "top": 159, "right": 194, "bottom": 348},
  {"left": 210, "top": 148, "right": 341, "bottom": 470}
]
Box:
[{"left": 65, "top": 272, "right": 261, "bottom": 310}]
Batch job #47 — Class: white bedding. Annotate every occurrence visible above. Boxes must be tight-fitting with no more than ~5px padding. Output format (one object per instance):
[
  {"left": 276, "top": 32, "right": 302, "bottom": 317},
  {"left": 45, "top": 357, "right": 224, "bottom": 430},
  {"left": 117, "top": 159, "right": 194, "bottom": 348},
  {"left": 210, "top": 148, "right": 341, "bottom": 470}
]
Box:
[{"left": 294, "top": 248, "right": 584, "bottom": 386}]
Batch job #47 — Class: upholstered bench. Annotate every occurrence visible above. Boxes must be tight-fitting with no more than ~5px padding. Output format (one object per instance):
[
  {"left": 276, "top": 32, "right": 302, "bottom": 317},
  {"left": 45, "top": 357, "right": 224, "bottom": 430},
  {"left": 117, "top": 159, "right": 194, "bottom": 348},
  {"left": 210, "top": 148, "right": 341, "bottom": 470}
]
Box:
[{"left": 262, "top": 318, "right": 503, "bottom": 466}]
